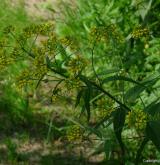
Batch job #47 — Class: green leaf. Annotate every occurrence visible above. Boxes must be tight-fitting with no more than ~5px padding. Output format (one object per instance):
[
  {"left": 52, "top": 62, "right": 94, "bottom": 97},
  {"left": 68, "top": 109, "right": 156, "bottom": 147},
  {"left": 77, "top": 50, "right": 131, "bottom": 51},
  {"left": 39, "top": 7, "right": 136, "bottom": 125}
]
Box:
[
  {"left": 143, "top": 98, "right": 160, "bottom": 151},
  {"left": 79, "top": 75, "right": 93, "bottom": 121},
  {"left": 35, "top": 74, "right": 45, "bottom": 89},
  {"left": 46, "top": 7, "right": 56, "bottom": 13},
  {"left": 135, "top": 138, "right": 149, "bottom": 164},
  {"left": 124, "top": 77, "right": 158, "bottom": 102},
  {"left": 56, "top": 68, "right": 67, "bottom": 74},
  {"left": 79, "top": 105, "right": 86, "bottom": 119},
  {"left": 146, "top": 121, "right": 160, "bottom": 151},
  {"left": 113, "top": 107, "right": 126, "bottom": 159},
  {"left": 98, "top": 69, "right": 120, "bottom": 76},
  {"left": 83, "top": 88, "right": 91, "bottom": 121},
  {"left": 102, "top": 75, "right": 142, "bottom": 85},
  {"left": 144, "top": 100, "right": 160, "bottom": 116},
  {"left": 75, "top": 89, "right": 84, "bottom": 108},
  {"left": 54, "top": 59, "right": 62, "bottom": 68},
  {"left": 57, "top": 43, "right": 68, "bottom": 58},
  {"left": 104, "top": 140, "right": 112, "bottom": 160},
  {"left": 137, "top": 0, "right": 153, "bottom": 20},
  {"left": 90, "top": 93, "right": 104, "bottom": 104},
  {"left": 95, "top": 114, "right": 113, "bottom": 129},
  {"left": 86, "top": 126, "right": 102, "bottom": 138},
  {"left": 124, "top": 84, "right": 146, "bottom": 102},
  {"left": 46, "top": 56, "right": 51, "bottom": 67}
]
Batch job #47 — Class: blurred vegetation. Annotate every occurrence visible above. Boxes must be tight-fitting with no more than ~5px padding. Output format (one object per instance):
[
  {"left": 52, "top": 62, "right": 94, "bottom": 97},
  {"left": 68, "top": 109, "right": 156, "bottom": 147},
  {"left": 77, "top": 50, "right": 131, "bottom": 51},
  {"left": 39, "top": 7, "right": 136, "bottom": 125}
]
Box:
[
  {"left": 0, "top": 0, "right": 31, "bottom": 34},
  {"left": 0, "top": 0, "right": 33, "bottom": 132},
  {"left": 0, "top": 0, "right": 160, "bottom": 164}
]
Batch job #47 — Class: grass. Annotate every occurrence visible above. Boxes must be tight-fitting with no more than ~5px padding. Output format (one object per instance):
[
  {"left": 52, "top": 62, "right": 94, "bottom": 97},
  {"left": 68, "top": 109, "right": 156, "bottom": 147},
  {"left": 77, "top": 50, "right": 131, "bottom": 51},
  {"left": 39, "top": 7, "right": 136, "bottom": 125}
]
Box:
[
  {"left": 0, "top": 0, "right": 33, "bottom": 128},
  {"left": 0, "top": 0, "right": 30, "bottom": 35}
]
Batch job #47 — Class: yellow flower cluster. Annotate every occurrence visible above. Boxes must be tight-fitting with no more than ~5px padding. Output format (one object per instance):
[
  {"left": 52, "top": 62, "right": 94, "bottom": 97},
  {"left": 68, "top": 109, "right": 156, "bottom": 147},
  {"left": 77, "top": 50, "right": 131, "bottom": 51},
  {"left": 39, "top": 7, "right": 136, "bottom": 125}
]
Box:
[
  {"left": 33, "top": 65, "right": 48, "bottom": 79},
  {"left": 51, "top": 95, "right": 58, "bottom": 102},
  {"left": 89, "top": 27, "right": 102, "bottom": 42},
  {"left": 16, "top": 70, "right": 33, "bottom": 89},
  {"left": 97, "top": 97, "right": 106, "bottom": 106},
  {"left": 3, "top": 25, "right": 15, "bottom": 35},
  {"left": 51, "top": 87, "right": 62, "bottom": 103},
  {"left": 0, "top": 38, "right": 13, "bottom": 70},
  {"left": 64, "top": 76, "right": 82, "bottom": 91},
  {"left": 66, "top": 125, "right": 83, "bottom": 142},
  {"left": 16, "top": 46, "right": 48, "bottom": 89},
  {"left": 126, "top": 109, "right": 148, "bottom": 131},
  {"left": 0, "top": 51, "right": 13, "bottom": 70},
  {"left": 16, "top": 34, "right": 27, "bottom": 44},
  {"left": 67, "top": 55, "right": 87, "bottom": 75},
  {"left": 108, "top": 24, "right": 124, "bottom": 43},
  {"left": 60, "top": 36, "right": 78, "bottom": 51},
  {"left": 42, "top": 33, "right": 57, "bottom": 55},
  {"left": 33, "top": 54, "right": 48, "bottom": 79},
  {"left": 96, "top": 98, "right": 114, "bottom": 119},
  {"left": 1, "top": 22, "right": 58, "bottom": 89},
  {"left": 0, "top": 38, "right": 7, "bottom": 47},
  {"left": 22, "top": 22, "right": 55, "bottom": 37},
  {"left": 98, "top": 108, "right": 114, "bottom": 120},
  {"left": 33, "top": 46, "right": 46, "bottom": 56},
  {"left": 97, "top": 97, "right": 113, "bottom": 107},
  {"left": 89, "top": 24, "right": 124, "bottom": 43},
  {"left": 10, "top": 46, "right": 22, "bottom": 58},
  {"left": 131, "top": 26, "right": 149, "bottom": 39}
]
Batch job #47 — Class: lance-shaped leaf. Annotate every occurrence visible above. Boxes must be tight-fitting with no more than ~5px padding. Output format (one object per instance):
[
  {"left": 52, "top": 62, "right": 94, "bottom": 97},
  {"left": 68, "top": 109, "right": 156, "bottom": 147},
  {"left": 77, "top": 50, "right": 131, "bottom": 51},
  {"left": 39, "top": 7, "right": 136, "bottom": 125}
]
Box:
[
  {"left": 104, "top": 140, "right": 112, "bottom": 160},
  {"left": 144, "top": 100, "right": 160, "bottom": 116},
  {"left": 83, "top": 88, "right": 91, "bottom": 121},
  {"left": 135, "top": 138, "right": 149, "bottom": 164},
  {"left": 146, "top": 121, "right": 160, "bottom": 152},
  {"left": 97, "top": 69, "right": 120, "bottom": 76},
  {"left": 113, "top": 106, "right": 126, "bottom": 160},
  {"left": 75, "top": 89, "right": 84, "bottom": 108},
  {"left": 79, "top": 75, "right": 93, "bottom": 121},
  {"left": 102, "top": 75, "right": 142, "bottom": 86},
  {"left": 142, "top": 100, "right": 160, "bottom": 153},
  {"left": 124, "top": 76, "right": 159, "bottom": 102}
]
